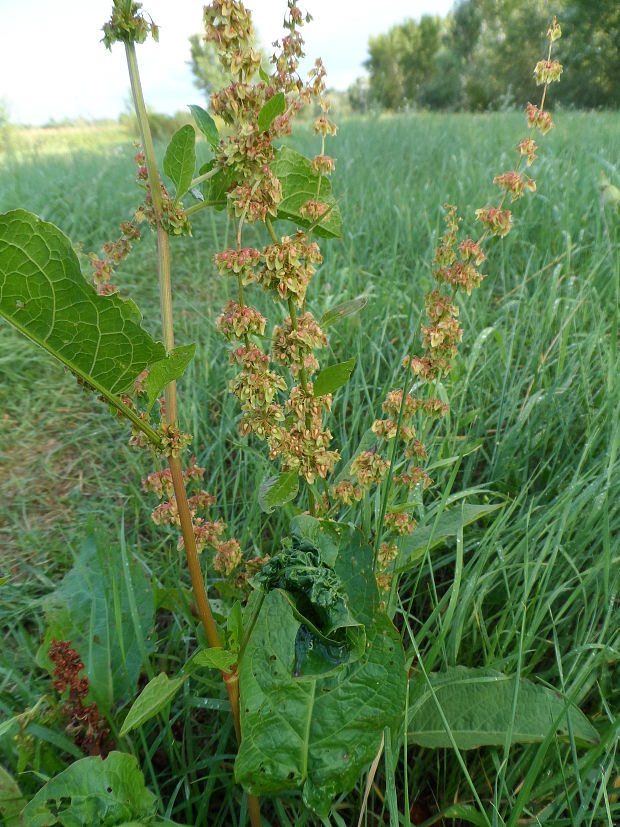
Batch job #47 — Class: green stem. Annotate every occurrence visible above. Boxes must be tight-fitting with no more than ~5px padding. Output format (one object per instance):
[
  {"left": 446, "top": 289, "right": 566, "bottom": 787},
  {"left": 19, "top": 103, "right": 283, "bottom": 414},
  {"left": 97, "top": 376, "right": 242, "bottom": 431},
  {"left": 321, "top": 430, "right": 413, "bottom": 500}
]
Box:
[
  {"left": 125, "top": 41, "right": 177, "bottom": 422},
  {"left": 189, "top": 166, "right": 219, "bottom": 189}
]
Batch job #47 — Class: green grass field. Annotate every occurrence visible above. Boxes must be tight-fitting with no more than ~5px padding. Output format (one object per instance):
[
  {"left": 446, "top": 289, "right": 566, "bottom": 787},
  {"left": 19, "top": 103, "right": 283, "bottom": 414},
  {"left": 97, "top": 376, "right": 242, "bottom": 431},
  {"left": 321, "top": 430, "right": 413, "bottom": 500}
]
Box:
[{"left": 1, "top": 113, "right": 618, "bottom": 825}]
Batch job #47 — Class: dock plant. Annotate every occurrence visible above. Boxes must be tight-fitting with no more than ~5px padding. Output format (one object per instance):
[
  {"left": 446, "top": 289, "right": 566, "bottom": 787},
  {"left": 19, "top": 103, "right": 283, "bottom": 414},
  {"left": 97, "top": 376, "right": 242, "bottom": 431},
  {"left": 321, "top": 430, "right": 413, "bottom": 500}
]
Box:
[{"left": 0, "top": 4, "right": 600, "bottom": 825}]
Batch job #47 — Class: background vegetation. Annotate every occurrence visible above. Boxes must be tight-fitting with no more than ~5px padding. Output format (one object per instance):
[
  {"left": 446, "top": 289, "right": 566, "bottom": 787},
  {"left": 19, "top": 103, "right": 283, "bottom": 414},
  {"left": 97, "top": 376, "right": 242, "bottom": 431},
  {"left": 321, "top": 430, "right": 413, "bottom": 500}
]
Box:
[{"left": 358, "top": 0, "right": 620, "bottom": 111}]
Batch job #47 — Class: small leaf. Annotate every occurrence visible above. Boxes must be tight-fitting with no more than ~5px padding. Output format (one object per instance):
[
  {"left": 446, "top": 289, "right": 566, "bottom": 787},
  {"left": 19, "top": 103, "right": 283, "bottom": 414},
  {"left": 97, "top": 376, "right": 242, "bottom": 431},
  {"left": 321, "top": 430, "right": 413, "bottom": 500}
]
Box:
[
  {"left": 408, "top": 666, "right": 599, "bottom": 749},
  {"left": 320, "top": 296, "right": 368, "bottom": 328},
  {"left": 191, "top": 648, "right": 237, "bottom": 672},
  {"left": 188, "top": 103, "right": 218, "bottom": 148},
  {"left": 200, "top": 160, "right": 237, "bottom": 208},
  {"left": 258, "top": 65, "right": 270, "bottom": 83},
  {"left": 258, "top": 92, "right": 286, "bottom": 132},
  {"left": 258, "top": 470, "right": 299, "bottom": 513},
  {"left": 0, "top": 765, "right": 25, "bottom": 827},
  {"left": 163, "top": 124, "right": 196, "bottom": 201},
  {"left": 20, "top": 752, "right": 158, "bottom": 826},
  {"left": 271, "top": 146, "right": 342, "bottom": 238},
  {"left": 313, "top": 358, "right": 355, "bottom": 397},
  {"left": 227, "top": 600, "right": 243, "bottom": 652},
  {"left": 146, "top": 344, "right": 196, "bottom": 411},
  {"left": 120, "top": 672, "right": 186, "bottom": 737}
]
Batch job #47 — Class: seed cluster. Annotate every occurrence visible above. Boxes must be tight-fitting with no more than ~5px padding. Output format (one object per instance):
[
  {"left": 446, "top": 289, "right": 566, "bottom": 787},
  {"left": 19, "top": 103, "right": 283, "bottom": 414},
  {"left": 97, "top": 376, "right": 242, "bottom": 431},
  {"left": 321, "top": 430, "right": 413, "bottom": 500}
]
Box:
[{"left": 206, "top": 1, "right": 340, "bottom": 487}]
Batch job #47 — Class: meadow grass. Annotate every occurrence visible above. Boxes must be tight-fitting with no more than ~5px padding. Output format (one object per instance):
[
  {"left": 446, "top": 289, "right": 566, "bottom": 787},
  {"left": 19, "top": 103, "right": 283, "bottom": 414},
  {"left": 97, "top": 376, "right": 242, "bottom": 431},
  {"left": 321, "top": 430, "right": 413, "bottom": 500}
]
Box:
[{"left": 0, "top": 112, "right": 618, "bottom": 825}]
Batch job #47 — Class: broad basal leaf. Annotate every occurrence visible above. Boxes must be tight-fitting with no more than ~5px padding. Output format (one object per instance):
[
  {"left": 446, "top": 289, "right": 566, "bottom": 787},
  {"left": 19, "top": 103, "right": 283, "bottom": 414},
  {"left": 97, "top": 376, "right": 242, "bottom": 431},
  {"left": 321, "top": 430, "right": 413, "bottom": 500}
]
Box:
[
  {"left": 271, "top": 146, "right": 342, "bottom": 239},
  {"left": 20, "top": 752, "right": 158, "bottom": 826},
  {"left": 0, "top": 210, "right": 194, "bottom": 443},
  {"left": 258, "top": 469, "right": 299, "bottom": 513},
  {"left": 120, "top": 672, "right": 186, "bottom": 737},
  {"left": 188, "top": 103, "right": 219, "bottom": 148},
  {"left": 312, "top": 357, "right": 355, "bottom": 397},
  {"left": 257, "top": 91, "right": 286, "bottom": 132},
  {"left": 236, "top": 591, "right": 406, "bottom": 816},
  {"left": 39, "top": 533, "right": 154, "bottom": 713},
  {"left": 236, "top": 524, "right": 407, "bottom": 817},
  {"left": 408, "top": 666, "right": 599, "bottom": 749},
  {"left": 163, "top": 124, "right": 196, "bottom": 201}
]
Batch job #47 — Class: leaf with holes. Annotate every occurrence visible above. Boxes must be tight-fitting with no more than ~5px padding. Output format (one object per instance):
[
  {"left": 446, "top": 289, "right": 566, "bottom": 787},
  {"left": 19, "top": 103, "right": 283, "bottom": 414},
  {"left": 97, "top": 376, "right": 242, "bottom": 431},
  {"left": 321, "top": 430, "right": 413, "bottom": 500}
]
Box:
[
  {"left": 236, "top": 524, "right": 407, "bottom": 817},
  {"left": 408, "top": 666, "right": 599, "bottom": 748},
  {"left": 19, "top": 751, "right": 160, "bottom": 826},
  {"left": 163, "top": 124, "right": 196, "bottom": 201}
]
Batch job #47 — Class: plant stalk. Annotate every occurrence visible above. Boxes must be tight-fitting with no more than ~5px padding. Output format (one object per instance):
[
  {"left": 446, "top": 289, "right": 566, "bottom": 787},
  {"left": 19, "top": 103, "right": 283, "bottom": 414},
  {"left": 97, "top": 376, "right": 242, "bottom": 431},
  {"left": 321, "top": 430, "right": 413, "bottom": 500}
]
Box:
[{"left": 124, "top": 38, "right": 260, "bottom": 825}]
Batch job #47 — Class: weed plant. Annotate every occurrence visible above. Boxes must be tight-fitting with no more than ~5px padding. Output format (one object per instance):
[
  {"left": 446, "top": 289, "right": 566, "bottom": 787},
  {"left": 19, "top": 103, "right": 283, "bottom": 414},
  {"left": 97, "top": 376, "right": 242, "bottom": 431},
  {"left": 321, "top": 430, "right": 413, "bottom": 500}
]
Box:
[{"left": 0, "top": 4, "right": 618, "bottom": 827}]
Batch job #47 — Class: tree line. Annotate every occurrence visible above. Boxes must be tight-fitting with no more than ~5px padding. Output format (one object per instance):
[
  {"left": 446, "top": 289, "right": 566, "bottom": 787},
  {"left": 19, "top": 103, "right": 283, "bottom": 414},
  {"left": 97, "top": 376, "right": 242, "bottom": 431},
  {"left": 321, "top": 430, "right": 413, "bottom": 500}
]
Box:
[{"left": 355, "top": 0, "right": 619, "bottom": 111}]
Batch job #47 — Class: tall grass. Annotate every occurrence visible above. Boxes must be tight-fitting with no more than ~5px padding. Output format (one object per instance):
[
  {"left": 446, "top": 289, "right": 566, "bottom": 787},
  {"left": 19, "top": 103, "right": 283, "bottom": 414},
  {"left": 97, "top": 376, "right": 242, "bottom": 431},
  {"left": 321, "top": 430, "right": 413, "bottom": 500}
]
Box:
[{"left": 0, "top": 112, "right": 618, "bottom": 824}]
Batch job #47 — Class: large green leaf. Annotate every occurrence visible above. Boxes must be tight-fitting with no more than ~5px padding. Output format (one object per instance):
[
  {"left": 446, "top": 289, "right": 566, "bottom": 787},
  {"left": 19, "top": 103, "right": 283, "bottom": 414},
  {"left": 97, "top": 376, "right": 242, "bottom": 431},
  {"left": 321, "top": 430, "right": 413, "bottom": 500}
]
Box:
[
  {"left": 236, "top": 525, "right": 407, "bottom": 816},
  {"left": 271, "top": 146, "right": 342, "bottom": 239},
  {"left": 19, "top": 752, "right": 159, "bottom": 826},
  {"left": 162, "top": 124, "right": 196, "bottom": 201},
  {"left": 39, "top": 534, "right": 155, "bottom": 713},
  {"left": 120, "top": 672, "right": 187, "bottom": 737},
  {"left": 396, "top": 502, "right": 504, "bottom": 571},
  {"left": 0, "top": 210, "right": 193, "bottom": 445},
  {"left": 408, "top": 666, "right": 599, "bottom": 749}
]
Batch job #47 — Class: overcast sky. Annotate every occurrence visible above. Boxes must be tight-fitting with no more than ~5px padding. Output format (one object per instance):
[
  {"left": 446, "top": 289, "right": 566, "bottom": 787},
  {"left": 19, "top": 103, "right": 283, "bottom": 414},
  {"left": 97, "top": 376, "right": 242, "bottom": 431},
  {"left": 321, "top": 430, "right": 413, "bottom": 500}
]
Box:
[{"left": 1, "top": 1, "right": 455, "bottom": 125}]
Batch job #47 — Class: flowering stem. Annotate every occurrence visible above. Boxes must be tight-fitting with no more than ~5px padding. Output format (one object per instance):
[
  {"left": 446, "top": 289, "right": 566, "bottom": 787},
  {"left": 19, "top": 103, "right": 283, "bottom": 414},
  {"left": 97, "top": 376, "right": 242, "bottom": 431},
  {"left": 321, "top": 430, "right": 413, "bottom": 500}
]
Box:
[{"left": 125, "top": 41, "right": 259, "bottom": 820}]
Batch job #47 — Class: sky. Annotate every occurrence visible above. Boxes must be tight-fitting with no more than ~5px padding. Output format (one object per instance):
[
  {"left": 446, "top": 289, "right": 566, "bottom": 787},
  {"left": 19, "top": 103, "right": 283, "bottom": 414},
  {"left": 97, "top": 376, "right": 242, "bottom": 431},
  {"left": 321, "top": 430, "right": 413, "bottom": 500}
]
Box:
[{"left": 0, "top": 0, "right": 455, "bottom": 126}]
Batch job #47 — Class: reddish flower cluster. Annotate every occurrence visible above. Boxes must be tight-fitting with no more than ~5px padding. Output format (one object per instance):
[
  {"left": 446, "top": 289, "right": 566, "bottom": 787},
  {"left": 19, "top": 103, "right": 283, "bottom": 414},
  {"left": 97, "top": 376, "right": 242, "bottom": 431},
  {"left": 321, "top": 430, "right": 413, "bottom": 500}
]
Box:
[
  {"left": 142, "top": 460, "right": 242, "bottom": 575},
  {"left": 258, "top": 232, "right": 322, "bottom": 306},
  {"left": 270, "top": 385, "right": 339, "bottom": 483},
  {"left": 49, "top": 640, "right": 113, "bottom": 757},
  {"left": 89, "top": 218, "right": 141, "bottom": 295},
  {"left": 272, "top": 311, "right": 327, "bottom": 376},
  {"left": 217, "top": 300, "right": 267, "bottom": 340}
]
